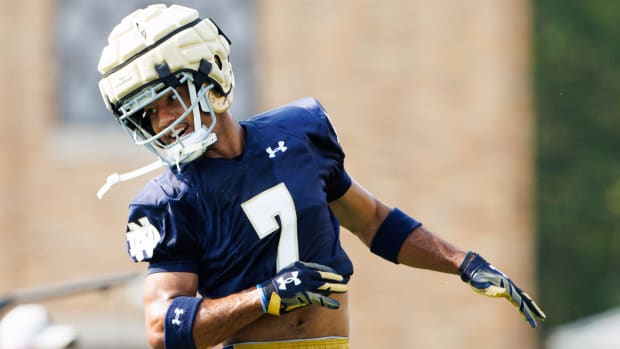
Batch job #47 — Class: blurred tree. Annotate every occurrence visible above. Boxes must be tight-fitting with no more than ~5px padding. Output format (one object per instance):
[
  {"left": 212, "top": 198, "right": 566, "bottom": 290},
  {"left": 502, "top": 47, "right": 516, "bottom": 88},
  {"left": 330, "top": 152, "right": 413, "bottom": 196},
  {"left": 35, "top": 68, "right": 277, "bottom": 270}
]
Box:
[{"left": 535, "top": 0, "right": 620, "bottom": 329}]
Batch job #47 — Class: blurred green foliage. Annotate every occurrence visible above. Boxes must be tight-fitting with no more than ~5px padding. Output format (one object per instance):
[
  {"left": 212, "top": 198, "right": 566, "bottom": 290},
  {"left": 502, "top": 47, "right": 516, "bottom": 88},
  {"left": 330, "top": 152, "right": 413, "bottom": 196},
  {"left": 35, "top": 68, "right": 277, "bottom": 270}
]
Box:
[{"left": 534, "top": 0, "right": 620, "bottom": 329}]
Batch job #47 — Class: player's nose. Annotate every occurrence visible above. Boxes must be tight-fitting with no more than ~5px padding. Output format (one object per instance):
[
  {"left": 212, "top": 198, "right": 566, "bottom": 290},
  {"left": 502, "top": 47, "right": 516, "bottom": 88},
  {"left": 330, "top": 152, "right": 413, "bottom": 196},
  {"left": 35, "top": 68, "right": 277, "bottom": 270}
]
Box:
[{"left": 155, "top": 104, "right": 182, "bottom": 130}]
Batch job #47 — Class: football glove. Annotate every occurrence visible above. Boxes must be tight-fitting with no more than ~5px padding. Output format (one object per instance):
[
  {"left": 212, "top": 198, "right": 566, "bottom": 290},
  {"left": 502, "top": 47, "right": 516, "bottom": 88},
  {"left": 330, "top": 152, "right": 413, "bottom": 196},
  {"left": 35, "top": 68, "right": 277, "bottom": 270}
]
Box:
[
  {"left": 257, "top": 261, "right": 348, "bottom": 316},
  {"left": 459, "top": 251, "right": 547, "bottom": 328}
]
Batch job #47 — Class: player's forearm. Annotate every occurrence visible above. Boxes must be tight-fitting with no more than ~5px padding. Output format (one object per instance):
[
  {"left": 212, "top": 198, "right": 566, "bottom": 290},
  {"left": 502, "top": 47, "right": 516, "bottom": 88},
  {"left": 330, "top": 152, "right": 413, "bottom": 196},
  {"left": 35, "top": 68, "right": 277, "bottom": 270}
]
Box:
[
  {"left": 192, "top": 287, "right": 265, "bottom": 348},
  {"left": 397, "top": 225, "right": 467, "bottom": 274}
]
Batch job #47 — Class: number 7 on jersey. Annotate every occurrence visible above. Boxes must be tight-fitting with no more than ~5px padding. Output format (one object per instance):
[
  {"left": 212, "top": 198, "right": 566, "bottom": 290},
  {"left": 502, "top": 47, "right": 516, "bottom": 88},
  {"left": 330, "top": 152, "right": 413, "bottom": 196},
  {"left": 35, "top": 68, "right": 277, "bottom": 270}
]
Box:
[{"left": 241, "top": 183, "right": 299, "bottom": 272}]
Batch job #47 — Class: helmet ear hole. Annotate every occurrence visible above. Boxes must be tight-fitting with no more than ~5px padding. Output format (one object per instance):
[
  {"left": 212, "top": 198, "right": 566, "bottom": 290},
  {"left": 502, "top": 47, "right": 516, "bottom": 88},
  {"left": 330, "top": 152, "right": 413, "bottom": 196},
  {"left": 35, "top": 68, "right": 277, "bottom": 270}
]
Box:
[
  {"left": 214, "top": 55, "right": 223, "bottom": 70},
  {"left": 208, "top": 88, "right": 233, "bottom": 114}
]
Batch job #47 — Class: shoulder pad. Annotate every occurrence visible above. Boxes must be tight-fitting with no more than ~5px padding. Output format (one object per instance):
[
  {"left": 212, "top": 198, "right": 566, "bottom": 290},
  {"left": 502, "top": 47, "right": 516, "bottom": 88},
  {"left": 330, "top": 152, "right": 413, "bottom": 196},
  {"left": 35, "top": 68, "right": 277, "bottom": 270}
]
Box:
[{"left": 131, "top": 169, "right": 190, "bottom": 206}]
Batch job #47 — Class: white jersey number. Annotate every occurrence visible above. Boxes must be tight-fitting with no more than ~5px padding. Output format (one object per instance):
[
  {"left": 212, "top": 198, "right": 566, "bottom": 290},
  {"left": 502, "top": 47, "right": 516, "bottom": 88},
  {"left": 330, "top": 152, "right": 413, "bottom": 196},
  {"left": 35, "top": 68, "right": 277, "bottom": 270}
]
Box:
[{"left": 241, "top": 183, "right": 299, "bottom": 271}]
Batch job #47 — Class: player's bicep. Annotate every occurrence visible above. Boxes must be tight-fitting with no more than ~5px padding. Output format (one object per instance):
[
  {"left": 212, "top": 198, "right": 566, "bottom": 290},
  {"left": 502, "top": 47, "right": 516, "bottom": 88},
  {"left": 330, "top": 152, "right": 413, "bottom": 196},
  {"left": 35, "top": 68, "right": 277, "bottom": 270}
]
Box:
[
  {"left": 143, "top": 272, "right": 199, "bottom": 348},
  {"left": 329, "top": 179, "right": 391, "bottom": 246}
]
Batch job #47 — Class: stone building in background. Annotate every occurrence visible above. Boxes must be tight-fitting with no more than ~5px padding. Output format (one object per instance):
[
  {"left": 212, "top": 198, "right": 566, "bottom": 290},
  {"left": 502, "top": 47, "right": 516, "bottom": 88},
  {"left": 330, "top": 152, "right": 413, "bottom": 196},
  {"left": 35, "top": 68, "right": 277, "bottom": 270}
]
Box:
[{"left": 0, "top": 1, "right": 537, "bottom": 348}]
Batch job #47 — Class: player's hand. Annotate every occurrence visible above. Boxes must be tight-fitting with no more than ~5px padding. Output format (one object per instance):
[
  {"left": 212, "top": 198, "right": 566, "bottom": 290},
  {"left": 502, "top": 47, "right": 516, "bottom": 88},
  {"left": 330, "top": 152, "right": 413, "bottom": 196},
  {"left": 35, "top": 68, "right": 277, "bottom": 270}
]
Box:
[
  {"left": 459, "top": 251, "right": 546, "bottom": 328},
  {"left": 257, "top": 261, "right": 348, "bottom": 316}
]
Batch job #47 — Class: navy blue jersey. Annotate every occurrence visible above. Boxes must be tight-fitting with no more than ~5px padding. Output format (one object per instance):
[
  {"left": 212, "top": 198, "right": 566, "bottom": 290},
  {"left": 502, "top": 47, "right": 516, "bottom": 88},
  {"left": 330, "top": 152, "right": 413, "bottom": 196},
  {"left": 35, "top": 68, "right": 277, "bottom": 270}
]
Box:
[{"left": 125, "top": 98, "right": 354, "bottom": 298}]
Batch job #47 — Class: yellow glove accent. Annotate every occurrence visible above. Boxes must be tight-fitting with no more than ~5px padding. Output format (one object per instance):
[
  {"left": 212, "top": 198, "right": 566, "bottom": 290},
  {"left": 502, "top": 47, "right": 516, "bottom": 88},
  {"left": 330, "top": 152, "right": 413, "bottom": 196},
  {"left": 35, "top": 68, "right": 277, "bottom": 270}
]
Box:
[{"left": 266, "top": 292, "right": 282, "bottom": 316}]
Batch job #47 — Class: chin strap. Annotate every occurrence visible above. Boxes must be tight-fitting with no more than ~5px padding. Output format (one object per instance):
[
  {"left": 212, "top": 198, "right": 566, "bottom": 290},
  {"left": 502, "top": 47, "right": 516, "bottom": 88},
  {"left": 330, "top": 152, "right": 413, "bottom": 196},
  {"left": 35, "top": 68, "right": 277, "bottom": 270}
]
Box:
[
  {"left": 96, "top": 160, "right": 164, "bottom": 199},
  {"left": 96, "top": 133, "right": 218, "bottom": 199},
  {"left": 169, "top": 132, "right": 218, "bottom": 171}
]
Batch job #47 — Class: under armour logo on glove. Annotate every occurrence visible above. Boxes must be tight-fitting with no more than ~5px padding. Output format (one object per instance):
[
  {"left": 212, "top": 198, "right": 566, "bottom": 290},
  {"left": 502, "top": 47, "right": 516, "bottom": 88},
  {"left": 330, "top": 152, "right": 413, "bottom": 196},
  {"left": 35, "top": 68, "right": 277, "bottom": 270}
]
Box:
[
  {"left": 266, "top": 141, "right": 287, "bottom": 158},
  {"left": 276, "top": 271, "right": 301, "bottom": 290},
  {"left": 257, "top": 261, "right": 348, "bottom": 316}
]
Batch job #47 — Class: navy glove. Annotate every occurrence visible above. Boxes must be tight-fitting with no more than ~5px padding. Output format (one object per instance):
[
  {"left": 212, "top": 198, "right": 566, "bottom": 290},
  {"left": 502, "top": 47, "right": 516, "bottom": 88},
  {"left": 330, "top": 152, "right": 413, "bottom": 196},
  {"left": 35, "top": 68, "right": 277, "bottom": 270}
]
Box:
[
  {"left": 459, "top": 251, "right": 547, "bottom": 328},
  {"left": 257, "top": 261, "right": 348, "bottom": 316}
]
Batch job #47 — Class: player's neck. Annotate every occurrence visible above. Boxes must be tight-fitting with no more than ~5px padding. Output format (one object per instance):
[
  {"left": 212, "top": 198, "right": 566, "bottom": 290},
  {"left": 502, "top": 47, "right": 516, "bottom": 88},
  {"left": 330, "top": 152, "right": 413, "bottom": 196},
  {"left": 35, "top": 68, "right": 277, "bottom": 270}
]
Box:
[{"left": 204, "top": 112, "right": 245, "bottom": 159}]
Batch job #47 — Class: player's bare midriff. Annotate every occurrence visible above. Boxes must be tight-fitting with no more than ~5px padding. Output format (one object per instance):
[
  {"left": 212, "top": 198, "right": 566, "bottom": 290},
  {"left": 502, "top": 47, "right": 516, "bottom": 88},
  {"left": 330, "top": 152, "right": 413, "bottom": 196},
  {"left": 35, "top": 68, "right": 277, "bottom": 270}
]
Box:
[{"left": 224, "top": 293, "right": 349, "bottom": 345}]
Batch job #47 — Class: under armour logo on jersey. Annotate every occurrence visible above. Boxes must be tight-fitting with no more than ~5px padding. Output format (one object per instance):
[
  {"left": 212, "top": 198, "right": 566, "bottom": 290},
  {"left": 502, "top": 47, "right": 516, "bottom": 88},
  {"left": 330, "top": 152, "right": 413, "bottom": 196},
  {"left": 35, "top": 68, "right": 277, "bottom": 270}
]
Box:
[
  {"left": 276, "top": 271, "right": 301, "bottom": 290},
  {"left": 266, "top": 141, "right": 287, "bottom": 158},
  {"left": 126, "top": 217, "right": 161, "bottom": 262},
  {"left": 171, "top": 307, "right": 184, "bottom": 326}
]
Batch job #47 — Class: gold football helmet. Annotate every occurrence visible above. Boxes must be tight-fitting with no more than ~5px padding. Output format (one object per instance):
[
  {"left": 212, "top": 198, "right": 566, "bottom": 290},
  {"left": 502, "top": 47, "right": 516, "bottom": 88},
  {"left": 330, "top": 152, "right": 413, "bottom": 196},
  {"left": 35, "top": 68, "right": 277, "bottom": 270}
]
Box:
[{"left": 98, "top": 4, "right": 234, "bottom": 166}]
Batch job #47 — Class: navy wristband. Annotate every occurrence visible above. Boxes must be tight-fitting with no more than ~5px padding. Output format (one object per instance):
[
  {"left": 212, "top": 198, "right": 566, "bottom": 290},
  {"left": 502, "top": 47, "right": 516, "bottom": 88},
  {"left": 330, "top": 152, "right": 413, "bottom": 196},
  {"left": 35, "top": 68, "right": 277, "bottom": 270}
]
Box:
[
  {"left": 164, "top": 296, "right": 203, "bottom": 349},
  {"left": 256, "top": 283, "right": 270, "bottom": 313},
  {"left": 370, "top": 208, "right": 422, "bottom": 264}
]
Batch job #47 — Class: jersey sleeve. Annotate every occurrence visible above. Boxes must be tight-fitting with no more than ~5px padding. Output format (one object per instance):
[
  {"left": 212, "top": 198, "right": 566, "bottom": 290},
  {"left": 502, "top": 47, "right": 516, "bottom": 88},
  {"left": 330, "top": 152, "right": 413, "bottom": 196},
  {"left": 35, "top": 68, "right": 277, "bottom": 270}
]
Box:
[
  {"left": 303, "top": 98, "right": 352, "bottom": 201},
  {"left": 125, "top": 177, "right": 202, "bottom": 274}
]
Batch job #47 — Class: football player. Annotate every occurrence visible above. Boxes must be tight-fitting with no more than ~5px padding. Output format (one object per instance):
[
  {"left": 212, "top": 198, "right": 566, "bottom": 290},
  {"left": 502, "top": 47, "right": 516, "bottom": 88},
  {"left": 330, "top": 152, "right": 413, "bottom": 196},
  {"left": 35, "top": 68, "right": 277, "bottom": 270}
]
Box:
[{"left": 97, "top": 4, "right": 546, "bottom": 349}]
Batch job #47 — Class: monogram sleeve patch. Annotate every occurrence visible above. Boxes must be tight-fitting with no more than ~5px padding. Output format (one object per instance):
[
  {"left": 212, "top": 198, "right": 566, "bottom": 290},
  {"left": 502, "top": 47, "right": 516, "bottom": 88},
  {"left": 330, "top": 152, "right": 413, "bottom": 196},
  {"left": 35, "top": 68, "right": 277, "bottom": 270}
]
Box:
[{"left": 126, "top": 217, "right": 161, "bottom": 262}]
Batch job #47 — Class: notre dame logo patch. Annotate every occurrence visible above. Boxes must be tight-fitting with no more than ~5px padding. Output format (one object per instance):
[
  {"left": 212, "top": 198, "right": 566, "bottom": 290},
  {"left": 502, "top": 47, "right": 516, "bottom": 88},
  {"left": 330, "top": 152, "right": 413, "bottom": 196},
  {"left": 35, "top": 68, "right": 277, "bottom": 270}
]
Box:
[{"left": 126, "top": 217, "right": 161, "bottom": 262}]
